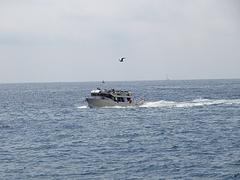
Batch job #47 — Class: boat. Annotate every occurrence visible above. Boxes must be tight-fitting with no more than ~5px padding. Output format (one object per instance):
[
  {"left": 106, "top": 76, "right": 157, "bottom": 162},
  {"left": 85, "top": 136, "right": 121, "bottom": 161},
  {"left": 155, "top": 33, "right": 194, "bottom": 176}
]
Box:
[{"left": 86, "top": 88, "right": 144, "bottom": 108}]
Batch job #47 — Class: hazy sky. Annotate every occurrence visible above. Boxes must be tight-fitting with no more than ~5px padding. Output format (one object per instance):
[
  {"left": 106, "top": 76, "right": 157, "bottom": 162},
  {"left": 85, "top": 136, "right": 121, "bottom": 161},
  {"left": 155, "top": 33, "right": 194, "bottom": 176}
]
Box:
[{"left": 0, "top": 0, "right": 240, "bottom": 83}]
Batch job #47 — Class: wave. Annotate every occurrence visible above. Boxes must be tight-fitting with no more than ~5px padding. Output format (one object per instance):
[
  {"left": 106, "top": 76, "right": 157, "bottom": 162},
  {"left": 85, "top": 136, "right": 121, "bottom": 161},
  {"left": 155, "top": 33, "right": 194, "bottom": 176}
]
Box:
[
  {"left": 77, "top": 105, "right": 88, "bottom": 109},
  {"left": 140, "top": 98, "right": 240, "bottom": 108}
]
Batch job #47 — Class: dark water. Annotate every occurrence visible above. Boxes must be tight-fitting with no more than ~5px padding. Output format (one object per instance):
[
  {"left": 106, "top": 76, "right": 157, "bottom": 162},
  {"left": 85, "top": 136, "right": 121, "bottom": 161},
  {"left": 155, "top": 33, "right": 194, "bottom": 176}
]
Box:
[{"left": 0, "top": 80, "right": 240, "bottom": 179}]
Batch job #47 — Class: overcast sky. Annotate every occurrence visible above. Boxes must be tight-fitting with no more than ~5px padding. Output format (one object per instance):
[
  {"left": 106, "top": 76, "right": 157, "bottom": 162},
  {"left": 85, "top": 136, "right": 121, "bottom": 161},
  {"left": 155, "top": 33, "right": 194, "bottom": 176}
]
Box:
[{"left": 0, "top": 0, "right": 240, "bottom": 83}]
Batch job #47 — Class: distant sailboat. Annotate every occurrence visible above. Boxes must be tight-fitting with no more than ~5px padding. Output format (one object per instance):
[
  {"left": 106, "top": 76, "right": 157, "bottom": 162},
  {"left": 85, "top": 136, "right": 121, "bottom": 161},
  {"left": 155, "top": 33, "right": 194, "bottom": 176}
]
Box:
[{"left": 166, "top": 74, "right": 170, "bottom": 81}]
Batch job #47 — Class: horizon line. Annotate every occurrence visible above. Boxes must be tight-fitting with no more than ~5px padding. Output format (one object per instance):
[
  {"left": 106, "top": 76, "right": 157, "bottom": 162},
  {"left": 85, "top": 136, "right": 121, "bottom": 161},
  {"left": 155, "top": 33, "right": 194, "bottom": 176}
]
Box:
[{"left": 0, "top": 77, "right": 240, "bottom": 85}]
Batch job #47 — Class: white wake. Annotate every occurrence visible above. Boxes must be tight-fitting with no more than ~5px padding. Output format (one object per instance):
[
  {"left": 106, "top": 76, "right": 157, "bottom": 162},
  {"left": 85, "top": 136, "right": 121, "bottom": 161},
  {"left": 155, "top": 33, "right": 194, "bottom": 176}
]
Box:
[
  {"left": 140, "top": 98, "right": 240, "bottom": 108},
  {"left": 78, "top": 99, "right": 240, "bottom": 109},
  {"left": 77, "top": 105, "right": 88, "bottom": 109},
  {"left": 77, "top": 105, "right": 133, "bottom": 109}
]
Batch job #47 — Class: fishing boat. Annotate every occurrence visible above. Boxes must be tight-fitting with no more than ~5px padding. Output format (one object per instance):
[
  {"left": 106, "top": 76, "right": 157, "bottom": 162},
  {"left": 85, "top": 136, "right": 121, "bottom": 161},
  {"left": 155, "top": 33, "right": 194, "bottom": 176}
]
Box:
[{"left": 86, "top": 88, "right": 144, "bottom": 108}]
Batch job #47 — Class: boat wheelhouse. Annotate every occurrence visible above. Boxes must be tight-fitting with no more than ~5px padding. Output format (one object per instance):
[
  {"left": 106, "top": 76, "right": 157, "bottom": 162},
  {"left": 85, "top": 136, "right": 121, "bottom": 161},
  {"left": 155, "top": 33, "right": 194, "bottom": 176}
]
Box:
[{"left": 86, "top": 88, "right": 143, "bottom": 108}]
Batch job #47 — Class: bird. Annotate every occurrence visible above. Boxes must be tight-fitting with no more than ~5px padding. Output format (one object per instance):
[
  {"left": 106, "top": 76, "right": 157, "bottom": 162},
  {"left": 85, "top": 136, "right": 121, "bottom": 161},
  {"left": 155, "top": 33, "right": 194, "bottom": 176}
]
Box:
[{"left": 119, "top": 57, "right": 126, "bottom": 62}]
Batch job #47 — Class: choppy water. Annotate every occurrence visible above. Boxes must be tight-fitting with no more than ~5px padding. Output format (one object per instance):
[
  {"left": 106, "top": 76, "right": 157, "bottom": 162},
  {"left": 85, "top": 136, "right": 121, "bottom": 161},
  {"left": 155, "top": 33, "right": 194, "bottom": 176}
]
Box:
[{"left": 0, "top": 80, "right": 240, "bottom": 179}]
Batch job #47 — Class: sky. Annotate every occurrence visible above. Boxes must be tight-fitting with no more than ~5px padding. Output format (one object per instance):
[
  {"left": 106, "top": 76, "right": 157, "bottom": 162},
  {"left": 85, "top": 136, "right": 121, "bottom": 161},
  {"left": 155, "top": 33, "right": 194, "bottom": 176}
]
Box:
[{"left": 0, "top": 0, "right": 240, "bottom": 83}]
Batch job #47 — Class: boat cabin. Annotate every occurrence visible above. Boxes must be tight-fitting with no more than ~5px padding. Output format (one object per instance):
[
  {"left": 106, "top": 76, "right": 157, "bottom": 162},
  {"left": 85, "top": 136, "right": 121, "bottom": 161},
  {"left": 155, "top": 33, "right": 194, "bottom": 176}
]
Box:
[{"left": 90, "top": 89, "right": 133, "bottom": 103}]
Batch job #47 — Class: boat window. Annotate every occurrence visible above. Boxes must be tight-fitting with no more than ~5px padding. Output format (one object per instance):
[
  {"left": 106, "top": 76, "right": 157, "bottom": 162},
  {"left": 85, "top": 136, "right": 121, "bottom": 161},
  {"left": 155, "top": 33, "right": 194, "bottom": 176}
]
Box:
[
  {"left": 127, "top": 98, "right": 132, "bottom": 103},
  {"left": 117, "top": 97, "right": 124, "bottom": 102}
]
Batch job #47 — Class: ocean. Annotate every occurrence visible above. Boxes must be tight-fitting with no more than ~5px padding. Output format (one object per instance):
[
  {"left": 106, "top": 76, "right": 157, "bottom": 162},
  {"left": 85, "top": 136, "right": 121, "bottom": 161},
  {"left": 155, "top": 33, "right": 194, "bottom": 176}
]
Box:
[{"left": 0, "top": 79, "right": 240, "bottom": 179}]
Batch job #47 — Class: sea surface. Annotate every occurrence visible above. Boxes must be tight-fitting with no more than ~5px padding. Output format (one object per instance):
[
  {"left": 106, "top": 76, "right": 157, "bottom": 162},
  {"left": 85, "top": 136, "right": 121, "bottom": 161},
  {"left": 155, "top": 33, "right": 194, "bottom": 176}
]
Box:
[{"left": 0, "top": 79, "right": 240, "bottom": 179}]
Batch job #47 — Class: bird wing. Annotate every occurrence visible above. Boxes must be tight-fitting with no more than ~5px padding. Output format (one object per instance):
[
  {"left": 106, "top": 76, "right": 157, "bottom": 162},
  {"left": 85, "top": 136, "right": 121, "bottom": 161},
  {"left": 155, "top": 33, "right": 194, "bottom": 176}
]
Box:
[{"left": 118, "top": 57, "right": 126, "bottom": 62}]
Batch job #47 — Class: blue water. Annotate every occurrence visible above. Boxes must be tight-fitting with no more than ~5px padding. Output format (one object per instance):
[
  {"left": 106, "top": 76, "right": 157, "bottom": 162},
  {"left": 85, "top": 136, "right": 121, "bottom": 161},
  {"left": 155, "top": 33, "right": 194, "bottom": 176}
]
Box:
[{"left": 0, "top": 80, "right": 240, "bottom": 179}]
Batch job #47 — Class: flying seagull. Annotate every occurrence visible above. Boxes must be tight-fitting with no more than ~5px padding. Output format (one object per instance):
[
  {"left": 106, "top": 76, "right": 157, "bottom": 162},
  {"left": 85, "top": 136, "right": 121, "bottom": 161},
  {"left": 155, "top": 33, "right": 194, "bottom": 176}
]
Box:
[{"left": 119, "top": 57, "right": 126, "bottom": 62}]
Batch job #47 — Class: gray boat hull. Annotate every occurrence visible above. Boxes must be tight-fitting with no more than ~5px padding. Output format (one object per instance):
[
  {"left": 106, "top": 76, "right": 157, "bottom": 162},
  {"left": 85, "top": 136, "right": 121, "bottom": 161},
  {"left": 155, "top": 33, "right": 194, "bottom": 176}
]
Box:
[{"left": 86, "top": 98, "right": 144, "bottom": 108}]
